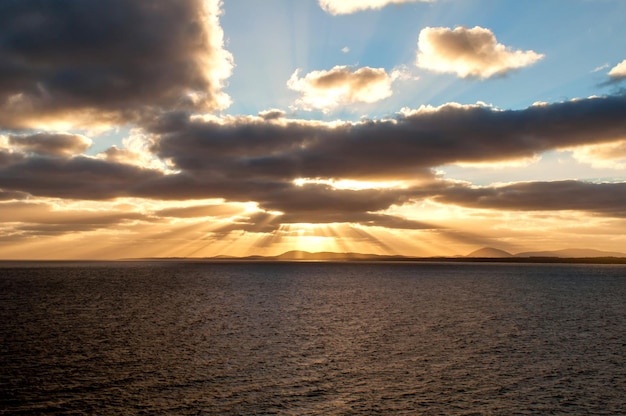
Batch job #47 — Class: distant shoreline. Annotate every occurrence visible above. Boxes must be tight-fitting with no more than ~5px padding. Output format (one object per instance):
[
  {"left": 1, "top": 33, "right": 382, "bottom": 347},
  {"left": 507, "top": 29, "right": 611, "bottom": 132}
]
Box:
[{"left": 2, "top": 256, "right": 626, "bottom": 265}]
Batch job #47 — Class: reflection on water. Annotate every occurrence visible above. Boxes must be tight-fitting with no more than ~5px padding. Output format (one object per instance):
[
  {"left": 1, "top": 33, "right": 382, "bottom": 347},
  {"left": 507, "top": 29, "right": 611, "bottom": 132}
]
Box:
[{"left": 1, "top": 262, "right": 626, "bottom": 414}]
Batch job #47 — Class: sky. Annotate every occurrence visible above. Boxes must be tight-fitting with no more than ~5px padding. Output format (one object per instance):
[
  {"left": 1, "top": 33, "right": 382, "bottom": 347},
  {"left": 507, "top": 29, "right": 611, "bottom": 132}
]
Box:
[{"left": 1, "top": 0, "right": 626, "bottom": 259}]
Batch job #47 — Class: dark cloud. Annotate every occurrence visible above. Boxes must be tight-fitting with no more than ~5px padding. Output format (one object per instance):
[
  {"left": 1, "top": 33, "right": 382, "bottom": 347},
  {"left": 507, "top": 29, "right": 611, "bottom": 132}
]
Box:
[
  {"left": 0, "top": 200, "right": 153, "bottom": 237},
  {"left": 0, "top": 155, "right": 164, "bottom": 200},
  {"left": 0, "top": 0, "right": 232, "bottom": 129},
  {"left": 0, "top": 149, "right": 25, "bottom": 166},
  {"left": 434, "top": 180, "right": 626, "bottom": 217},
  {"left": 258, "top": 109, "right": 286, "bottom": 121},
  {"left": 153, "top": 94, "right": 626, "bottom": 181},
  {"left": 8, "top": 132, "right": 91, "bottom": 156},
  {"left": 1, "top": 94, "right": 626, "bottom": 226},
  {"left": 0, "top": 189, "right": 30, "bottom": 201},
  {"left": 256, "top": 183, "right": 411, "bottom": 215}
]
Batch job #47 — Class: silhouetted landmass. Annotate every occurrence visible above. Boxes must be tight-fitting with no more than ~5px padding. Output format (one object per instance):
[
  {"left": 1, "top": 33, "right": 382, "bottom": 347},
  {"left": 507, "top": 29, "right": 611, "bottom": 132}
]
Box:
[
  {"left": 467, "top": 247, "right": 514, "bottom": 258},
  {"left": 276, "top": 250, "right": 393, "bottom": 261},
  {"left": 515, "top": 248, "right": 626, "bottom": 258},
  {"left": 122, "top": 248, "right": 626, "bottom": 264}
]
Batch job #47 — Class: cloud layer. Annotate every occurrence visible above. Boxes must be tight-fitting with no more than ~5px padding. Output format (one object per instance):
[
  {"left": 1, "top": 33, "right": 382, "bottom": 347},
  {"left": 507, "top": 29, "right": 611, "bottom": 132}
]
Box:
[
  {"left": 152, "top": 94, "right": 626, "bottom": 186},
  {"left": 416, "top": 26, "right": 544, "bottom": 78},
  {"left": 1, "top": 94, "right": 625, "bottom": 229}
]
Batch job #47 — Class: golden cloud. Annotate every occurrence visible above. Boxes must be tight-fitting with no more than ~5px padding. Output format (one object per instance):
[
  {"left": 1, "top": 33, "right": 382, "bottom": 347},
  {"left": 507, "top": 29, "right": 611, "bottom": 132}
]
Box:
[
  {"left": 608, "top": 59, "right": 626, "bottom": 80},
  {"left": 416, "top": 26, "right": 544, "bottom": 79},
  {"left": 287, "top": 66, "right": 397, "bottom": 112}
]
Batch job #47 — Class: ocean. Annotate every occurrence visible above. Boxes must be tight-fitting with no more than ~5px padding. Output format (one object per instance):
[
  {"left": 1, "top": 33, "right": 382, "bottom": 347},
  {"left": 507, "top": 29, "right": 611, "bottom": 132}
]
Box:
[{"left": 1, "top": 261, "right": 625, "bottom": 415}]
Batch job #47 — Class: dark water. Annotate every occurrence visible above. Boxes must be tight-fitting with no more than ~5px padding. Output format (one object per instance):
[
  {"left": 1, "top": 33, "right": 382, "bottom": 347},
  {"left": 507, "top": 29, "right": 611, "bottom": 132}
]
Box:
[{"left": 1, "top": 261, "right": 626, "bottom": 415}]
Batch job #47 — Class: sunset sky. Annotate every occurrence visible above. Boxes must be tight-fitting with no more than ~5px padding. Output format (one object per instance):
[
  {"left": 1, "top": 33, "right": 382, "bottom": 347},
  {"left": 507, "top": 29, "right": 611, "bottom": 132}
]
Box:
[{"left": 1, "top": 0, "right": 626, "bottom": 259}]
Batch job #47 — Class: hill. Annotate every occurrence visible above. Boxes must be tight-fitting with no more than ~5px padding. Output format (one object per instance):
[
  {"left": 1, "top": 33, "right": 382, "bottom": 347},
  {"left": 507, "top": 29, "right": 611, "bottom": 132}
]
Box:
[
  {"left": 466, "top": 247, "right": 513, "bottom": 258},
  {"left": 515, "top": 248, "right": 626, "bottom": 258},
  {"left": 466, "top": 247, "right": 626, "bottom": 259}
]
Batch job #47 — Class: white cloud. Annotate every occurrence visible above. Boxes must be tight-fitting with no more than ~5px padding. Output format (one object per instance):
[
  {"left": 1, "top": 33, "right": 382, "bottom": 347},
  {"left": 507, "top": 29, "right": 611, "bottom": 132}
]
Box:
[
  {"left": 416, "top": 26, "right": 544, "bottom": 79},
  {"left": 287, "top": 66, "right": 397, "bottom": 112},
  {"left": 319, "top": 0, "right": 432, "bottom": 15},
  {"left": 608, "top": 59, "right": 626, "bottom": 80},
  {"left": 98, "top": 130, "right": 174, "bottom": 172},
  {"left": 592, "top": 63, "right": 610, "bottom": 73}
]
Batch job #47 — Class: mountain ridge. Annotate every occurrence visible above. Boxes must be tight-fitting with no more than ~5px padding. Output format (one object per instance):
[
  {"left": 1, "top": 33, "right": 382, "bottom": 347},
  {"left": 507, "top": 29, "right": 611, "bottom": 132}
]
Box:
[
  {"left": 122, "top": 248, "right": 626, "bottom": 263},
  {"left": 466, "top": 247, "right": 514, "bottom": 258},
  {"left": 466, "top": 247, "right": 626, "bottom": 258}
]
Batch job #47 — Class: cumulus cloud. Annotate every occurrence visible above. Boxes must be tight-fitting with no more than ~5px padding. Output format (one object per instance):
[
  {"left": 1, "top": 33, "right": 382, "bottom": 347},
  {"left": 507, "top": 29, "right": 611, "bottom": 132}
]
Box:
[
  {"left": 608, "top": 59, "right": 626, "bottom": 80},
  {"left": 97, "top": 130, "right": 168, "bottom": 171},
  {"left": 8, "top": 132, "right": 92, "bottom": 156},
  {"left": 0, "top": 0, "right": 233, "bottom": 129},
  {"left": 416, "top": 26, "right": 544, "bottom": 78},
  {"left": 319, "top": 0, "right": 432, "bottom": 15},
  {"left": 287, "top": 66, "right": 397, "bottom": 111}
]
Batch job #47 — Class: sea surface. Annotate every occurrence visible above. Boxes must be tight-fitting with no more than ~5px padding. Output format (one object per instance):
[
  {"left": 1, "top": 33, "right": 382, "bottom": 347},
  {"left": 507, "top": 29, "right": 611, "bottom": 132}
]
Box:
[{"left": 1, "top": 261, "right": 626, "bottom": 415}]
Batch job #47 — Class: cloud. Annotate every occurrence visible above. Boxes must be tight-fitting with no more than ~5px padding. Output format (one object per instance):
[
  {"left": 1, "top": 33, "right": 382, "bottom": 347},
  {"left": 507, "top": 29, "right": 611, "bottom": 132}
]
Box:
[
  {"left": 0, "top": 200, "right": 152, "bottom": 236},
  {"left": 255, "top": 183, "right": 412, "bottom": 215},
  {"left": 1, "top": 94, "right": 626, "bottom": 225},
  {"left": 0, "top": 154, "right": 165, "bottom": 200},
  {"left": 416, "top": 26, "right": 544, "bottom": 78},
  {"left": 0, "top": 189, "right": 29, "bottom": 201},
  {"left": 97, "top": 130, "right": 168, "bottom": 171},
  {"left": 287, "top": 66, "right": 397, "bottom": 111},
  {"left": 153, "top": 94, "right": 626, "bottom": 183},
  {"left": 592, "top": 63, "right": 610, "bottom": 73},
  {"left": 155, "top": 203, "right": 245, "bottom": 218},
  {"left": 570, "top": 140, "right": 626, "bottom": 169},
  {"left": 434, "top": 180, "right": 626, "bottom": 217},
  {"left": 258, "top": 109, "right": 286, "bottom": 121},
  {"left": 608, "top": 59, "right": 626, "bottom": 80},
  {"left": 8, "top": 132, "right": 92, "bottom": 156},
  {"left": 319, "top": 0, "right": 432, "bottom": 15},
  {"left": 0, "top": 0, "right": 233, "bottom": 129}
]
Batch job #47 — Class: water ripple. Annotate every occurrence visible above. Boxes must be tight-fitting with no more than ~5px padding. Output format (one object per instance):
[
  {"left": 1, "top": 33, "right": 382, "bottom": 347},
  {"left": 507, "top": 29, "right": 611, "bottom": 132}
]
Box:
[{"left": 1, "top": 262, "right": 625, "bottom": 414}]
